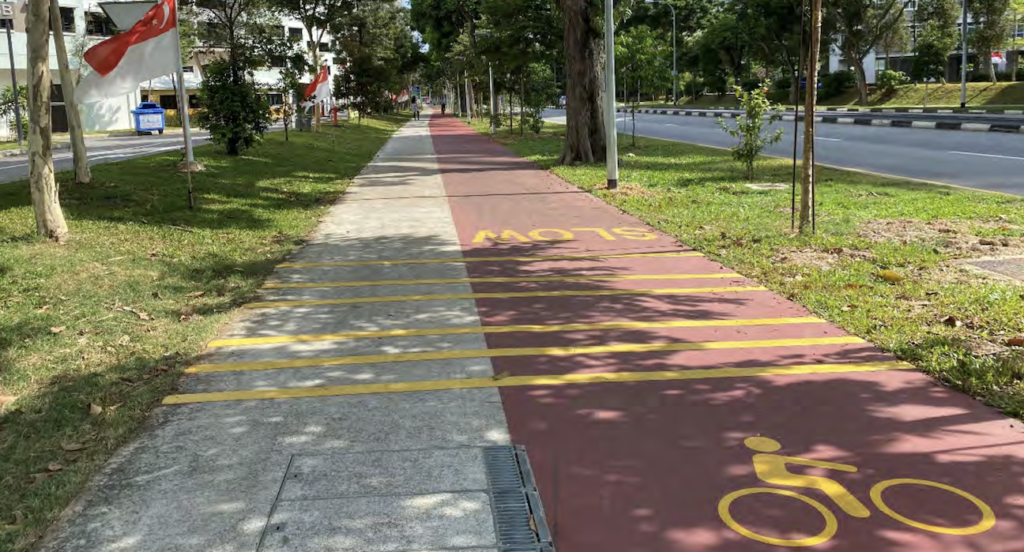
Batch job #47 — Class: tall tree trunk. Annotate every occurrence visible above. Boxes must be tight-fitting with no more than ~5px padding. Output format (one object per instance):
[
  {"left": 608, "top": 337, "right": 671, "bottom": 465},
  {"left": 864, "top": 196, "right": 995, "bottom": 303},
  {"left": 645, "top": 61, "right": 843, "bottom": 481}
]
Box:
[
  {"left": 985, "top": 56, "right": 996, "bottom": 82},
  {"left": 799, "top": 0, "right": 823, "bottom": 233},
  {"left": 49, "top": 0, "right": 89, "bottom": 185},
  {"left": 853, "top": 57, "right": 869, "bottom": 105},
  {"left": 558, "top": 0, "right": 605, "bottom": 165},
  {"left": 28, "top": 0, "right": 69, "bottom": 242},
  {"left": 519, "top": 75, "right": 525, "bottom": 137}
]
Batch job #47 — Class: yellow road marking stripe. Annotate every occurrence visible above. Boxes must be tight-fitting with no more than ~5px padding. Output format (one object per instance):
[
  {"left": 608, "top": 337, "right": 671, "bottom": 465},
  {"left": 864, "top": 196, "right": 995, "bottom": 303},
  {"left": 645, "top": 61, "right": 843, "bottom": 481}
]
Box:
[
  {"left": 207, "top": 317, "right": 826, "bottom": 347},
  {"left": 163, "top": 361, "right": 914, "bottom": 404},
  {"left": 264, "top": 273, "right": 742, "bottom": 289},
  {"left": 279, "top": 251, "right": 704, "bottom": 268},
  {"left": 186, "top": 336, "right": 865, "bottom": 373},
  {"left": 243, "top": 285, "right": 769, "bottom": 309}
]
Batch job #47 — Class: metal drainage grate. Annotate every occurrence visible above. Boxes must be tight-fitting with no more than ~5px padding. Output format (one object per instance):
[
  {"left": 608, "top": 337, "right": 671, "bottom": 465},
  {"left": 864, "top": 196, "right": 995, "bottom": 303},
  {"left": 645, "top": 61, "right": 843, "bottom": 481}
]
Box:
[{"left": 483, "top": 446, "right": 555, "bottom": 552}]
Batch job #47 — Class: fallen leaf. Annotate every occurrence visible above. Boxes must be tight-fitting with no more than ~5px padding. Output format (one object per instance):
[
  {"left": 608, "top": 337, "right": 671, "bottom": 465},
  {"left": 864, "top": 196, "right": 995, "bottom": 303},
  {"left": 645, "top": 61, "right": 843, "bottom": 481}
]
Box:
[
  {"left": 38, "top": 305, "right": 51, "bottom": 312},
  {"left": 843, "top": 283, "right": 866, "bottom": 290},
  {"left": 0, "top": 395, "right": 16, "bottom": 408},
  {"left": 3, "top": 511, "right": 24, "bottom": 530},
  {"left": 942, "top": 315, "right": 963, "bottom": 328},
  {"left": 49, "top": 326, "right": 66, "bottom": 334},
  {"left": 148, "top": 251, "right": 159, "bottom": 259},
  {"left": 186, "top": 291, "right": 206, "bottom": 298},
  {"left": 878, "top": 270, "right": 905, "bottom": 284},
  {"left": 1007, "top": 338, "right": 1024, "bottom": 348},
  {"left": 89, "top": 403, "right": 103, "bottom": 416},
  {"left": 151, "top": 291, "right": 163, "bottom": 300},
  {"left": 841, "top": 305, "right": 857, "bottom": 312},
  {"left": 492, "top": 371, "right": 511, "bottom": 381},
  {"left": 47, "top": 463, "right": 63, "bottom": 473},
  {"left": 925, "top": 291, "right": 940, "bottom": 296},
  {"left": 135, "top": 311, "right": 152, "bottom": 321},
  {"left": 979, "top": 239, "right": 997, "bottom": 246},
  {"left": 60, "top": 442, "right": 86, "bottom": 452}
]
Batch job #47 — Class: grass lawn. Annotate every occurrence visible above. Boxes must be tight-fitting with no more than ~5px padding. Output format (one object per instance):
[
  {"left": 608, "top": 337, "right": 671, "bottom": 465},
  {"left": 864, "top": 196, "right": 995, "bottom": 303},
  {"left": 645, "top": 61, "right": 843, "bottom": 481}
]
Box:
[
  {"left": 635, "top": 82, "right": 1024, "bottom": 109},
  {"left": 472, "top": 119, "right": 1024, "bottom": 419},
  {"left": 0, "top": 142, "right": 24, "bottom": 152},
  {"left": 0, "top": 115, "right": 408, "bottom": 551}
]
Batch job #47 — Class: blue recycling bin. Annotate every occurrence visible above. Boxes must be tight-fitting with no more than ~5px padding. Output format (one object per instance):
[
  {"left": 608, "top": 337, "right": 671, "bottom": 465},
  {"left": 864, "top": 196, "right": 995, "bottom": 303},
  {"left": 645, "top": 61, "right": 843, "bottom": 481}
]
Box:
[{"left": 132, "top": 102, "right": 166, "bottom": 136}]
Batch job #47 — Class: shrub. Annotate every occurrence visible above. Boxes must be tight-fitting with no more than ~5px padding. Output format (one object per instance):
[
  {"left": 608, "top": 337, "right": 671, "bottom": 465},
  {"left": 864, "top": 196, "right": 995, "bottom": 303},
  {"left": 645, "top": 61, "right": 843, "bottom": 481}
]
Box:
[
  {"left": 683, "top": 76, "right": 704, "bottom": 99},
  {"left": 876, "top": 70, "right": 910, "bottom": 93},
  {"left": 704, "top": 75, "right": 730, "bottom": 96},
  {"left": 718, "top": 81, "right": 783, "bottom": 181},
  {"left": 994, "top": 70, "right": 1015, "bottom": 82},
  {"left": 820, "top": 70, "right": 856, "bottom": 100},
  {"left": 740, "top": 77, "right": 762, "bottom": 93},
  {"left": 1017, "top": 67, "right": 1024, "bottom": 81},
  {"left": 195, "top": 58, "right": 271, "bottom": 155}
]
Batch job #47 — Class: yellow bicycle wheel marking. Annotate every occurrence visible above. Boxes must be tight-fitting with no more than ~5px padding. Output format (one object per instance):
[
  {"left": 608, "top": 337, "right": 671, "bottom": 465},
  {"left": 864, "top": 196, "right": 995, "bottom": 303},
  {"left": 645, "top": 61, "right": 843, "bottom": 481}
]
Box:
[
  {"left": 870, "top": 478, "right": 996, "bottom": 536},
  {"left": 718, "top": 487, "right": 839, "bottom": 548}
]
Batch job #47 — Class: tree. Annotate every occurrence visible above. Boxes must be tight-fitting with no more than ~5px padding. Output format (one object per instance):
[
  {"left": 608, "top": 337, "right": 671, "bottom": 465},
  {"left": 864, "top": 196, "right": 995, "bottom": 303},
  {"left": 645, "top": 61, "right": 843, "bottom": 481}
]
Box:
[
  {"left": 271, "top": 0, "right": 354, "bottom": 131},
  {"left": 718, "top": 82, "right": 783, "bottom": 181},
  {"left": 800, "top": 0, "right": 823, "bottom": 233},
  {"left": 617, "top": 25, "right": 667, "bottom": 144},
  {"left": 557, "top": 0, "right": 606, "bottom": 165},
  {"left": 27, "top": 0, "right": 69, "bottom": 242},
  {"left": 912, "top": 0, "right": 960, "bottom": 83},
  {"left": 970, "top": 0, "right": 1011, "bottom": 81},
  {"left": 739, "top": 0, "right": 810, "bottom": 105},
  {"left": 49, "top": 0, "right": 90, "bottom": 185},
  {"left": 0, "top": 85, "right": 27, "bottom": 140},
  {"left": 1007, "top": 0, "right": 1024, "bottom": 79},
  {"left": 878, "top": 9, "right": 909, "bottom": 72},
  {"left": 832, "top": 0, "right": 907, "bottom": 104}
]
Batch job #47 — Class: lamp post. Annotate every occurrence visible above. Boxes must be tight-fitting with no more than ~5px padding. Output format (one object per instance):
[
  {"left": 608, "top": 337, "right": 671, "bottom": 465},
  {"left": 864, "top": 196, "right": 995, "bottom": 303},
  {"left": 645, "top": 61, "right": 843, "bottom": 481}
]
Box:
[
  {"left": 960, "top": 0, "right": 968, "bottom": 108},
  {"left": 645, "top": 0, "right": 677, "bottom": 104},
  {"left": 604, "top": 0, "right": 619, "bottom": 189}
]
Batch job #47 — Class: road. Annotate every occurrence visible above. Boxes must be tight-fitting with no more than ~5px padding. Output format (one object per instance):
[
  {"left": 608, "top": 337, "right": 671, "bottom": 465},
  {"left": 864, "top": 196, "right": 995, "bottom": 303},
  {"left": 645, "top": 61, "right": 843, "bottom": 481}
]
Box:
[
  {"left": 545, "top": 109, "right": 1024, "bottom": 195},
  {"left": 636, "top": 107, "right": 1024, "bottom": 125},
  {"left": 0, "top": 131, "right": 212, "bottom": 184}
]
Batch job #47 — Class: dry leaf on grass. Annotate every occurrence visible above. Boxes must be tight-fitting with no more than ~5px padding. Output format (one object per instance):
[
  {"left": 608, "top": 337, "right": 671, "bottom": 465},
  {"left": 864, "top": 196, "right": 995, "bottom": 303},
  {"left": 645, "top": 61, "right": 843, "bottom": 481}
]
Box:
[
  {"left": 60, "top": 442, "right": 86, "bottom": 452},
  {"left": 89, "top": 403, "right": 103, "bottom": 416},
  {"left": 49, "top": 326, "right": 66, "bottom": 334},
  {"left": 1007, "top": 338, "right": 1024, "bottom": 348},
  {"left": 878, "top": 270, "right": 905, "bottom": 284},
  {"left": 0, "top": 395, "right": 17, "bottom": 408},
  {"left": 186, "top": 291, "right": 206, "bottom": 298},
  {"left": 47, "top": 463, "right": 63, "bottom": 473},
  {"left": 3, "top": 511, "right": 24, "bottom": 530},
  {"left": 942, "top": 315, "right": 963, "bottom": 328},
  {"left": 38, "top": 305, "right": 51, "bottom": 312}
]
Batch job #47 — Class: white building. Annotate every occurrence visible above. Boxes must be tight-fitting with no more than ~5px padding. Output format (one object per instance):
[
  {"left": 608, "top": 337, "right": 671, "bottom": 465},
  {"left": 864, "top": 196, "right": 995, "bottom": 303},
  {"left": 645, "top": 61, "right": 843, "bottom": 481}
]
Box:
[
  {"left": 828, "top": 1, "right": 1024, "bottom": 84},
  {"left": 0, "top": 0, "right": 333, "bottom": 139}
]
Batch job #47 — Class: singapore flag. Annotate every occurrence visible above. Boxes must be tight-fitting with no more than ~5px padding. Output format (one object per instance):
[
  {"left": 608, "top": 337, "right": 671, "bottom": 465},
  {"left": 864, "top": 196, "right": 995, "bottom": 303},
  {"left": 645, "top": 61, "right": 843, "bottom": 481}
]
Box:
[{"left": 77, "top": 0, "right": 181, "bottom": 103}]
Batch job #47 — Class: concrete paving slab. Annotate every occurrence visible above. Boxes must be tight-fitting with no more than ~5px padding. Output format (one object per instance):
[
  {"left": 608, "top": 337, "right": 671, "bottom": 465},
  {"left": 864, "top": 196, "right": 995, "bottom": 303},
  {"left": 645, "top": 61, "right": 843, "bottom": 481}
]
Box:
[
  {"left": 259, "top": 492, "right": 497, "bottom": 552},
  {"left": 280, "top": 448, "right": 488, "bottom": 500},
  {"left": 196, "top": 333, "right": 490, "bottom": 365},
  {"left": 180, "top": 358, "right": 494, "bottom": 393},
  {"left": 256, "top": 282, "right": 471, "bottom": 302}
]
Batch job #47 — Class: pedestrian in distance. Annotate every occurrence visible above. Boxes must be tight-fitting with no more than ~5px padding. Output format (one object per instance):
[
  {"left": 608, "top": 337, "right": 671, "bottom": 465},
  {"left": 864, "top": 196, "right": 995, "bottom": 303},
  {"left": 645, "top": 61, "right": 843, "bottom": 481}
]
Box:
[
  {"left": 412, "top": 97, "right": 420, "bottom": 121},
  {"left": 440, "top": 99, "right": 446, "bottom": 115}
]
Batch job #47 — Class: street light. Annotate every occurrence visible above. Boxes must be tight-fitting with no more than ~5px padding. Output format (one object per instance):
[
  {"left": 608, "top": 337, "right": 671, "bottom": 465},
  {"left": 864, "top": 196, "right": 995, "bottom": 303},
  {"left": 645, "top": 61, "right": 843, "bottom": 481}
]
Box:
[
  {"left": 604, "top": 0, "right": 619, "bottom": 189},
  {"left": 645, "top": 0, "right": 677, "bottom": 104}
]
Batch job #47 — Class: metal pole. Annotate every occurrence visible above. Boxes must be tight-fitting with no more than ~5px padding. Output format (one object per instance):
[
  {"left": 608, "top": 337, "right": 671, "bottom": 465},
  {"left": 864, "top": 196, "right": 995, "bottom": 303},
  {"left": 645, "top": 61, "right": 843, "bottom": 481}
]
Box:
[
  {"left": 960, "top": 0, "right": 968, "bottom": 108},
  {"left": 792, "top": 0, "right": 807, "bottom": 231},
  {"left": 671, "top": 5, "right": 677, "bottom": 104},
  {"left": 173, "top": 3, "right": 194, "bottom": 165},
  {"left": 5, "top": 23, "right": 21, "bottom": 146},
  {"left": 489, "top": 63, "right": 495, "bottom": 134},
  {"left": 604, "top": 0, "right": 619, "bottom": 190}
]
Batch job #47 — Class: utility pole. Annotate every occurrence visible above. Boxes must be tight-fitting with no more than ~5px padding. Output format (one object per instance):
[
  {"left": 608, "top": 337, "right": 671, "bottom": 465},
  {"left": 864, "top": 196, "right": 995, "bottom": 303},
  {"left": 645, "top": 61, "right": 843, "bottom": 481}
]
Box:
[
  {"left": 960, "top": 0, "right": 968, "bottom": 108},
  {"left": 604, "top": 0, "right": 619, "bottom": 190}
]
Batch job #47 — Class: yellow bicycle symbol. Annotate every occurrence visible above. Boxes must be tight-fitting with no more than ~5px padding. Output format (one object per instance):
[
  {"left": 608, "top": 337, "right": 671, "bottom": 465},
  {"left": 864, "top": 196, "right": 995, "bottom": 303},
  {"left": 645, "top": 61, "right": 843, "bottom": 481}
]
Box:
[{"left": 718, "top": 436, "right": 996, "bottom": 547}]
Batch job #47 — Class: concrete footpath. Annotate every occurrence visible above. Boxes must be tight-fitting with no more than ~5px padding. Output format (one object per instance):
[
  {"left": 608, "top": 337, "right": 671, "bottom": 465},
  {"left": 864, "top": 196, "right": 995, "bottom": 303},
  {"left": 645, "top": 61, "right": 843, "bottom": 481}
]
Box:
[{"left": 37, "top": 112, "right": 1024, "bottom": 552}]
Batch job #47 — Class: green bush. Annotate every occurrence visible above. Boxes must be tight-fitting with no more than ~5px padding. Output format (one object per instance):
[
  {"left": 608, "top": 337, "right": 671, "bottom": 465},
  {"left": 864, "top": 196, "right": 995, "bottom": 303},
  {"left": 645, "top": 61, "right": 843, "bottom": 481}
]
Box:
[
  {"left": 820, "top": 70, "right": 856, "bottom": 100},
  {"left": 876, "top": 70, "right": 910, "bottom": 93},
  {"left": 994, "top": 70, "right": 1015, "bottom": 81},
  {"left": 683, "top": 76, "right": 705, "bottom": 99},
  {"left": 1017, "top": 67, "right": 1024, "bottom": 81},
  {"left": 704, "top": 75, "right": 730, "bottom": 96},
  {"left": 194, "top": 59, "right": 271, "bottom": 155}
]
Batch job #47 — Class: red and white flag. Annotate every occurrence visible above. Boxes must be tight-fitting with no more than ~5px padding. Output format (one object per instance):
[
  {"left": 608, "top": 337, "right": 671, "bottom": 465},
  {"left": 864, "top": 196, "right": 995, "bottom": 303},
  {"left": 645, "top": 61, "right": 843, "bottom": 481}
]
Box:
[
  {"left": 992, "top": 52, "right": 1005, "bottom": 64},
  {"left": 77, "top": 0, "right": 181, "bottom": 103},
  {"left": 305, "top": 66, "right": 331, "bottom": 102}
]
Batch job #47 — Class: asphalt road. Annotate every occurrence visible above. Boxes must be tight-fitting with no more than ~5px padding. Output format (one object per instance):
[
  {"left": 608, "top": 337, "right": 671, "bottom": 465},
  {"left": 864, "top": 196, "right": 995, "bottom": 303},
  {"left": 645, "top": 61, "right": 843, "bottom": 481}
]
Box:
[
  {"left": 545, "top": 109, "right": 1024, "bottom": 196},
  {"left": 675, "top": 108, "right": 1024, "bottom": 125},
  {"left": 0, "top": 131, "right": 212, "bottom": 184}
]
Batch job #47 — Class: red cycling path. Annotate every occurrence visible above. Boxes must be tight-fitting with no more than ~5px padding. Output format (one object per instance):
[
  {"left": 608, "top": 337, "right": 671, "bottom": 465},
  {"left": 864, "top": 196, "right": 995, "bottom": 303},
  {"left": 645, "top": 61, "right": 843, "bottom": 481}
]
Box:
[{"left": 428, "top": 114, "right": 1024, "bottom": 552}]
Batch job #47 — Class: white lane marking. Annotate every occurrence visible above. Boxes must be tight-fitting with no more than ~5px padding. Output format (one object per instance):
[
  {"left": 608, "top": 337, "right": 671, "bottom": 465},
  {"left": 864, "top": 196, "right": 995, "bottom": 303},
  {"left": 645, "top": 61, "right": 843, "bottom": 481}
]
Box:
[
  {"left": 949, "top": 151, "right": 1024, "bottom": 161},
  {"left": 816, "top": 137, "right": 842, "bottom": 141}
]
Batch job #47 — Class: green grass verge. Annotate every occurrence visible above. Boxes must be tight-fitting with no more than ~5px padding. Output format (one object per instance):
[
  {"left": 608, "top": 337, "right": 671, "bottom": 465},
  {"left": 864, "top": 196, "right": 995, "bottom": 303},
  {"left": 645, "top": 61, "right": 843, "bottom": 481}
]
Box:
[
  {"left": 0, "top": 115, "right": 408, "bottom": 551},
  {"left": 473, "top": 119, "right": 1024, "bottom": 419},
  {"left": 635, "top": 82, "right": 1024, "bottom": 109}
]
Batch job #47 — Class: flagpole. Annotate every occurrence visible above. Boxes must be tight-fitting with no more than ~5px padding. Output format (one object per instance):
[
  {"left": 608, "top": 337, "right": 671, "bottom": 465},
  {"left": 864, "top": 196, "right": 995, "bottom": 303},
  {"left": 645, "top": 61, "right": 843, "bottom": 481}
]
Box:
[{"left": 172, "top": 0, "right": 196, "bottom": 208}]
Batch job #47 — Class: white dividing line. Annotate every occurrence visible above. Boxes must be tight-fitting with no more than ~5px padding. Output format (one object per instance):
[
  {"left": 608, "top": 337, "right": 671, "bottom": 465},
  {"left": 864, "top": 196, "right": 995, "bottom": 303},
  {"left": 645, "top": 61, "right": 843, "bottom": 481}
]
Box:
[
  {"left": 815, "top": 137, "right": 842, "bottom": 141},
  {"left": 949, "top": 151, "right": 1024, "bottom": 161}
]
